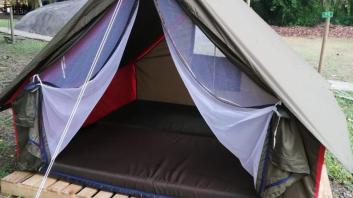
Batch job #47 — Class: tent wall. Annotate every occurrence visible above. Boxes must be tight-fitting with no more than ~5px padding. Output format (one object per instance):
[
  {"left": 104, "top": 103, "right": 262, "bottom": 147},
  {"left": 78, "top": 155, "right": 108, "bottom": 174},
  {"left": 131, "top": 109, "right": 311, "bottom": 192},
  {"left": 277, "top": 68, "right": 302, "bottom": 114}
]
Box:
[
  {"left": 136, "top": 41, "right": 194, "bottom": 106},
  {"left": 84, "top": 64, "right": 137, "bottom": 126}
]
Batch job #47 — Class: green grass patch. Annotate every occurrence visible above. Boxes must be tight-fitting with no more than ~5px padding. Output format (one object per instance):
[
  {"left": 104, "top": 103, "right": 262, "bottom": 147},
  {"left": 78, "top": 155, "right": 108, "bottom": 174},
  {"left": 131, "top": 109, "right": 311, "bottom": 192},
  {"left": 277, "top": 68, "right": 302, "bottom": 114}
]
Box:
[
  {"left": 0, "top": 138, "right": 13, "bottom": 178},
  {"left": 0, "top": 19, "right": 18, "bottom": 28},
  {"left": 0, "top": 19, "right": 10, "bottom": 28},
  {"left": 284, "top": 37, "right": 353, "bottom": 83},
  {"left": 325, "top": 91, "right": 353, "bottom": 185},
  {"left": 0, "top": 33, "right": 47, "bottom": 56}
]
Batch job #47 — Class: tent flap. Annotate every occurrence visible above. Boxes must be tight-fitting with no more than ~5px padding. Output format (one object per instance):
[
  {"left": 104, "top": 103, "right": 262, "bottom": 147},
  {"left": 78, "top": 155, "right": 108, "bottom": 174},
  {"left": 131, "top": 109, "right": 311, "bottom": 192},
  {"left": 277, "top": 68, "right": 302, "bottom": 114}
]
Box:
[
  {"left": 41, "top": 0, "right": 138, "bottom": 156},
  {"left": 155, "top": 0, "right": 277, "bottom": 183},
  {"left": 178, "top": 0, "right": 353, "bottom": 172}
]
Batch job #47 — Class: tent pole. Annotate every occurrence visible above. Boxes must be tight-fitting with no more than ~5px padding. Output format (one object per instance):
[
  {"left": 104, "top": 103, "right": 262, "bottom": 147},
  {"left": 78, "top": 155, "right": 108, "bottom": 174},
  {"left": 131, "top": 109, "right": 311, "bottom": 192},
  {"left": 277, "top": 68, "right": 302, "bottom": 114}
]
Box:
[
  {"left": 318, "top": 15, "right": 331, "bottom": 73},
  {"left": 247, "top": 0, "right": 251, "bottom": 6}
]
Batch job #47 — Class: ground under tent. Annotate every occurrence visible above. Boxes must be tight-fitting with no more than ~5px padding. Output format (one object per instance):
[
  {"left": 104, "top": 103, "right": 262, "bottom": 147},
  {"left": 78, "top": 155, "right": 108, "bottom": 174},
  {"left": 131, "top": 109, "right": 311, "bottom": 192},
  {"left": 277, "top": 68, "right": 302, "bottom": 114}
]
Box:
[{"left": 1, "top": 0, "right": 353, "bottom": 198}]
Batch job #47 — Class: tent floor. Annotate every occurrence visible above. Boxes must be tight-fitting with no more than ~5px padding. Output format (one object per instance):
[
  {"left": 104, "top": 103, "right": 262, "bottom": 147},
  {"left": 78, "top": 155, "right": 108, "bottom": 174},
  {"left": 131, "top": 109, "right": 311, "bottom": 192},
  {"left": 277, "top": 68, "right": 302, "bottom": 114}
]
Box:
[{"left": 52, "top": 101, "right": 259, "bottom": 198}]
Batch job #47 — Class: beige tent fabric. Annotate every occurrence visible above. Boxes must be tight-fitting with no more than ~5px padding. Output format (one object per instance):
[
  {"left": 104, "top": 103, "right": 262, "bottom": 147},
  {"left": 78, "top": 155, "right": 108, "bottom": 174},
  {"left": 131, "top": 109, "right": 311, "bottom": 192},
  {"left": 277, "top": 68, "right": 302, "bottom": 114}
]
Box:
[
  {"left": 136, "top": 41, "right": 194, "bottom": 105},
  {"left": 181, "top": 0, "right": 353, "bottom": 172}
]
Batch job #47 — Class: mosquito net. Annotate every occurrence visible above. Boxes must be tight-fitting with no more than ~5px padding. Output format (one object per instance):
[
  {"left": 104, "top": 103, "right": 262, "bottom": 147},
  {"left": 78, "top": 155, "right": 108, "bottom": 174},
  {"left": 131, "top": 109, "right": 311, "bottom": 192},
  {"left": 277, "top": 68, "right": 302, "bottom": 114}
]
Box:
[
  {"left": 40, "top": 0, "right": 137, "bottom": 88},
  {"left": 39, "top": 0, "right": 138, "bottom": 156},
  {"left": 154, "top": 0, "right": 277, "bottom": 108},
  {"left": 155, "top": 0, "right": 279, "bottom": 183}
]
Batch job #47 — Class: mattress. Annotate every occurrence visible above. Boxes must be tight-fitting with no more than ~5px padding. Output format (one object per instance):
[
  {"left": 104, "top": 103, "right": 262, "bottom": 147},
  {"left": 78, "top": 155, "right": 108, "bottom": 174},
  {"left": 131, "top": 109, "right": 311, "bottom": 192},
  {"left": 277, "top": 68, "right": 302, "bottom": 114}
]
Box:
[{"left": 52, "top": 101, "right": 259, "bottom": 198}]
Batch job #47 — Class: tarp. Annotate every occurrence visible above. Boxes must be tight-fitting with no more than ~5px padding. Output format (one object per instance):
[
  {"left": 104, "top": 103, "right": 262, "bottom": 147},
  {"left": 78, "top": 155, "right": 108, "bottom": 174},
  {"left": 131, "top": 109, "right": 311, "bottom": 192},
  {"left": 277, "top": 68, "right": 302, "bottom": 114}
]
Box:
[{"left": 15, "top": 0, "right": 88, "bottom": 37}]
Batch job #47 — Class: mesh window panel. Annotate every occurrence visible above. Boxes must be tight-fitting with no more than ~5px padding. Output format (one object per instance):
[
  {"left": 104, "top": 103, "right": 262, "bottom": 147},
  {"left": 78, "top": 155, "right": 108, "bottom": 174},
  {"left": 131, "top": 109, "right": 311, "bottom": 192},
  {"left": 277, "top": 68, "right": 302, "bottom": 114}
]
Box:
[
  {"left": 155, "top": 0, "right": 278, "bottom": 108},
  {"left": 40, "top": 0, "right": 136, "bottom": 88}
]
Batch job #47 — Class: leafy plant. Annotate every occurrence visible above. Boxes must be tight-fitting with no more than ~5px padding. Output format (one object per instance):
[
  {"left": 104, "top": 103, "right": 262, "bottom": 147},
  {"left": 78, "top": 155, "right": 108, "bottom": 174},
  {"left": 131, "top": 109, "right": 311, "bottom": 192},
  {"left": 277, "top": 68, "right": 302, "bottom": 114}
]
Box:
[{"left": 251, "top": 0, "right": 353, "bottom": 26}]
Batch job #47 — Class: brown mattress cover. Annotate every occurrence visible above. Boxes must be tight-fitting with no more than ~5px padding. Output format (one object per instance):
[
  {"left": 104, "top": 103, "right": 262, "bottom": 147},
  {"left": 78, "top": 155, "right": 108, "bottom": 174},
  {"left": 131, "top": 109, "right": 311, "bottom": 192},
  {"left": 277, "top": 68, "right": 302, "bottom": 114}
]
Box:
[{"left": 53, "top": 101, "right": 259, "bottom": 198}]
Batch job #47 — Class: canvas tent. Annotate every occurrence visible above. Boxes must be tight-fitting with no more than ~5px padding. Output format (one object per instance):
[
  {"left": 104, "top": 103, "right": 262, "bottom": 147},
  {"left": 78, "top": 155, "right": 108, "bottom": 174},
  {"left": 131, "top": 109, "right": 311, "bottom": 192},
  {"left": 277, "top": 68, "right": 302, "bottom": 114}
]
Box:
[{"left": 0, "top": 0, "right": 352, "bottom": 197}]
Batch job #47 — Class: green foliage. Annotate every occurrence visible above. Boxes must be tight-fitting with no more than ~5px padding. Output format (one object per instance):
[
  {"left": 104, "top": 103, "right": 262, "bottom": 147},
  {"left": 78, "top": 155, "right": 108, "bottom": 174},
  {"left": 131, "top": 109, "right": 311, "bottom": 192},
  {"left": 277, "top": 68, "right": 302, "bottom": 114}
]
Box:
[
  {"left": 252, "top": 0, "right": 353, "bottom": 26},
  {"left": 330, "top": 0, "right": 353, "bottom": 25}
]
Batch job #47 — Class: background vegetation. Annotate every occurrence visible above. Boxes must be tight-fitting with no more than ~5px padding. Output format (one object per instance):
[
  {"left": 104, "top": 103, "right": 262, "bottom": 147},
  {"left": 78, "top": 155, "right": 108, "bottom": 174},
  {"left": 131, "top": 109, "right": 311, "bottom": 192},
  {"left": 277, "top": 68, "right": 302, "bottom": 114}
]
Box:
[{"left": 252, "top": 0, "right": 353, "bottom": 26}]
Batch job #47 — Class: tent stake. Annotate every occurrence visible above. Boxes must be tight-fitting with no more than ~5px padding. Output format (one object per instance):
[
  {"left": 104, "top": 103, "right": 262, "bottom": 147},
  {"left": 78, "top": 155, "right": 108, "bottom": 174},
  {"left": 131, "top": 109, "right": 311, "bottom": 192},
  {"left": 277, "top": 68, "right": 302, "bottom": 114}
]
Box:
[{"left": 318, "top": 13, "right": 332, "bottom": 73}]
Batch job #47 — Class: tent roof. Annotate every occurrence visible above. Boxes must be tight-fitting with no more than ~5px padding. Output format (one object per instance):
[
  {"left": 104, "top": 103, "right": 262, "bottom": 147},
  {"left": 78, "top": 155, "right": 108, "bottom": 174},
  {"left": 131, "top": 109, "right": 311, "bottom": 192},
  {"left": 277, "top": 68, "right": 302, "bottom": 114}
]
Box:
[{"left": 0, "top": 0, "right": 352, "bottom": 172}]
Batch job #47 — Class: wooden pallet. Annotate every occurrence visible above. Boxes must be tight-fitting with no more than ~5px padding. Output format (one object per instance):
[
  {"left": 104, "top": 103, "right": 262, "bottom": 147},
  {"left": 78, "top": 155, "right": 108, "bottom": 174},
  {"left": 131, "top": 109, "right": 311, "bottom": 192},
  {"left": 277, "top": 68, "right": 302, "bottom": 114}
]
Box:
[
  {"left": 0, "top": 171, "right": 136, "bottom": 198},
  {"left": 1, "top": 168, "right": 332, "bottom": 198}
]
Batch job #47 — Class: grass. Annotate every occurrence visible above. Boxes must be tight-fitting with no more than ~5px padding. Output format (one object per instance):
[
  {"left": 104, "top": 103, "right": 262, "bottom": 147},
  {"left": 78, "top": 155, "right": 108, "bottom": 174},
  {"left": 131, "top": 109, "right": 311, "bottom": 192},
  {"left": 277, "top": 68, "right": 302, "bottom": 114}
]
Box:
[
  {"left": 0, "top": 110, "right": 15, "bottom": 179},
  {"left": 0, "top": 19, "right": 18, "bottom": 28},
  {"left": 325, "top": 91, "right": 353, "bottom": 185},
  {"left": 0, "top": 32, "right": 46, "bottom": 91},
  {"left": 0, "top": 33, "right": 46, "bottom": 56},
  {"left": 283, "top": 37, "right": 353, "bottom": 83}
]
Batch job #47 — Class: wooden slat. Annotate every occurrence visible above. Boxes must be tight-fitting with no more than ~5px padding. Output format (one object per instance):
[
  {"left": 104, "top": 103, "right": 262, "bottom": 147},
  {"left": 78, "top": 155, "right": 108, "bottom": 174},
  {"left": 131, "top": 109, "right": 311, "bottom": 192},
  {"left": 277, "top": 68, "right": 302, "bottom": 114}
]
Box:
[
  {"left": 93, "top": 191, "right": 113, "bottom": 198},
  {"left": 22, "top": 174, "right": 43, "bottom": 186},
  {"left": 112, "top": 194, "right": 129, "bottom": 198},
  {"left": 1, "top": 172, "right": 78, "bottom": 198},
  {"left": 47, "top": 180, "right": 70, "bottom": 193},
  {"left": 1, "top": 171, "right": 32, "bottom": 183},
  {"left": 61, "top": 183, "right": 83, "bottom": 195},
  {"left": 77, "top": 187, "right": 98, "bottom": 198},
  {"left": 22, "top": 174, "right": 57, "bottom": 189}
]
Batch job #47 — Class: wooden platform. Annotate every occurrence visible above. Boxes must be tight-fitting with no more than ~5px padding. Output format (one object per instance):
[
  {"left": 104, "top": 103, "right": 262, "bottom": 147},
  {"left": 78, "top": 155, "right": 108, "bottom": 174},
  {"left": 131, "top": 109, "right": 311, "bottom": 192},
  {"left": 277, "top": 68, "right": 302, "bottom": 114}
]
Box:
[
  {"left": 0, "top": 171, "right": 135, "bottom": 198},
  {"left": 1, "top": 168, "right": 333, "bottom": 198}
]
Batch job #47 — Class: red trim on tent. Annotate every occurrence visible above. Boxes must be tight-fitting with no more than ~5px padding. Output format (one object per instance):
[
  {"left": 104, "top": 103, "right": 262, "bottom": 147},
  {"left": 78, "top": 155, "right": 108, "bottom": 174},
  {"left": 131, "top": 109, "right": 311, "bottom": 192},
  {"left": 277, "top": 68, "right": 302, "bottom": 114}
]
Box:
[
  {"left": 314, "top": 144, "right": 326, "bottom": 198},
  {"left": 83, "top": 64, "right": 137, "bottom": 126},
  {"left": 11, "top": 108, "right": 20, "bottom": 158},
  {"left": 84, "top": 35, "right": 165, "bottom": 126},
  {"left": 135, "top": 35, "right": 165, "bottom": 62}
]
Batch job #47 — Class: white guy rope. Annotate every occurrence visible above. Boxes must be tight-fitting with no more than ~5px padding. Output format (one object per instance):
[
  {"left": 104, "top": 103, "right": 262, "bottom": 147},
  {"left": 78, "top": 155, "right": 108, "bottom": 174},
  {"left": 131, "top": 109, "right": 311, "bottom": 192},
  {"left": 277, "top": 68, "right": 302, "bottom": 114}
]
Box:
[
  {"left": 34, "top": 1, "right": 123, "bottom": 197},
  {"left": 61, "top": 56, "right": 66, "bottom": 79}
]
